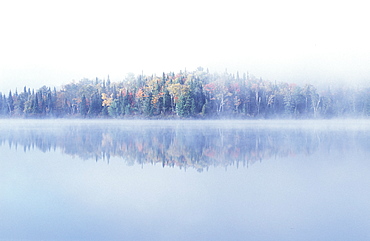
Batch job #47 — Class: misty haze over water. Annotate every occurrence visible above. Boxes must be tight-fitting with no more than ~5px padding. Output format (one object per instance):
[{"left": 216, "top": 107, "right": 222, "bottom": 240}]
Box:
[
  {"left": 2, "top": 0, "right": 370, "bottom": 237},
  {"left": 1, "top": 119, "right": 370, "bottom": 169},
  {"left": 1, "top": 119, "right": 370, "bottom": 240},
  {"left": 1, "top": 0, "right": 370, "bottom": 238}
]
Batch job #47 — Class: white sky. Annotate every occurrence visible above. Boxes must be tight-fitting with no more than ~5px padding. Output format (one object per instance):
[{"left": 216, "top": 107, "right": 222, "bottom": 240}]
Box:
[{"left": 1, "top": 0, "right": 370, "bottom": 93}]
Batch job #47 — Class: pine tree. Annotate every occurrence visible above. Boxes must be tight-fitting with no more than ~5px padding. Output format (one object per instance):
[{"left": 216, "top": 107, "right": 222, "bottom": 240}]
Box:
[
  {"left": 80, "top": 95, "right": 88, "bottom": 117},
  {"left": 34, "top": 93, "right": 41, "bottom": 114},
  {"left": 0, "top": 93, "right": 4, "bottom": 116},
  {"left": 7, "top": 91, "right": 14, "bottom": 115},
  {"left": 163, "top": 90, "right": 171, "bottom": 114},
  {"left": 88, "top": 91, "right": 102, "bottom": 116}
]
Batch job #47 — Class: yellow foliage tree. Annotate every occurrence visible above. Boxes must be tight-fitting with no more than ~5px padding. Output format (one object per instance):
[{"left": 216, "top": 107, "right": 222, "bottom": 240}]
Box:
[{"left": 101, "top": 93, "right": 113, "bottom": 107}]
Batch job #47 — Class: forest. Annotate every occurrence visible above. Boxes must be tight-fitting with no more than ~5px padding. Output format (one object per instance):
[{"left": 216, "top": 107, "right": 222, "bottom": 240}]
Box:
[{"left": 1, "top": 67, "right": 370, "bottom": 119}]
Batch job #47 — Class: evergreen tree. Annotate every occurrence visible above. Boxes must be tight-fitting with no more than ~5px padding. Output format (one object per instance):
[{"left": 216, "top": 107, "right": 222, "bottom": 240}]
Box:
[
  {"left": 176, "top": 93, "right": 193, "bottom": 117},
  {"left": 107, "top": 99, "right": 119, "bottom": 117},
  {"left": 80, "top": 95, "right": 88, "bottom": 117},
  {"left": 46, "top": 92, "right": 54, "bottom": 116},
  {"left": 143, "top": 92, "right": 153, "bottom": 116},
  {"left": 88, "top": 91, "right": 102, "bottom": 116},
  {"left": 0, "top": 93, "right": 4, "bottom": 116},
  {"left": 163, "top": 90, "right": 172, "bottom": 114},
  {"left": 34, "top": 92, "right": 41, "bottom": 114},
  {"left": 7, "top": 91, "right": 14, "bottom": 115}
]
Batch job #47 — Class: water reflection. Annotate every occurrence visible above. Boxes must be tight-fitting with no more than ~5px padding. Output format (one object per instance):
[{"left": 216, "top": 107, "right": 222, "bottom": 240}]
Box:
[
  {"left": 2, "top": 120, "right": 370, "bottom": 241},
  {"left": 1, "top": 120, "right": 369, "bottom": 171}
]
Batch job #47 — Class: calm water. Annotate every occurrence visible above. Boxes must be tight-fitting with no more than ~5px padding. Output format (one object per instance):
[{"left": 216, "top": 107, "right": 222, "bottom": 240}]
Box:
[{"left": 1, "top": 119, "right": 370, "bottom": 241}]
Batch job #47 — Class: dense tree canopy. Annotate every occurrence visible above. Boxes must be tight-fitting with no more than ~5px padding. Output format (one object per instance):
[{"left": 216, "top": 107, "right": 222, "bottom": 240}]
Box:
[{"left": 1, "top": 67, "right": 370, "bottom": 119}]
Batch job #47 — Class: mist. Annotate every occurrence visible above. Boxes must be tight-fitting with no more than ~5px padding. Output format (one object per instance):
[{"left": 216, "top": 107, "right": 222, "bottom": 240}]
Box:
[
  {"left": 2, "top": 118, "right": 370, "bottom": 169},
  {"left": 2, "top": 119, "right": 370, "bottom": 240},
  {"left": 1, "top": 0, "right": 370, "bottom": 94}
]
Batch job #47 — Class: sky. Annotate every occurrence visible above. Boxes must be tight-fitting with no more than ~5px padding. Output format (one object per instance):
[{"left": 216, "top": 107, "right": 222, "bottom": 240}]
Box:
[{"left": 1, "top": 0, "right": 370, "bottom": 93}]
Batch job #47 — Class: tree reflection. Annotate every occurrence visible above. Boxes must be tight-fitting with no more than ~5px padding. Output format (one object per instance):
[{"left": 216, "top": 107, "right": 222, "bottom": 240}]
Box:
[{"left": 1, "top": 123, "right": 368, "bottom": 171}]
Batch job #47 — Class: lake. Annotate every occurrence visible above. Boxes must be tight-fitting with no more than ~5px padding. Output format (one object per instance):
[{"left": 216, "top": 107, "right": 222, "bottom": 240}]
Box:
[{"left": 1, "top": 119, "right": 370, "bottom": 241}]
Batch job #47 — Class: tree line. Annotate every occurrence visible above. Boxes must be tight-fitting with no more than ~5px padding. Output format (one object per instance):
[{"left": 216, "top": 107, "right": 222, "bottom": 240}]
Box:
[{"left": 1, "top": 67, "right": 370, "bottom": 119}]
